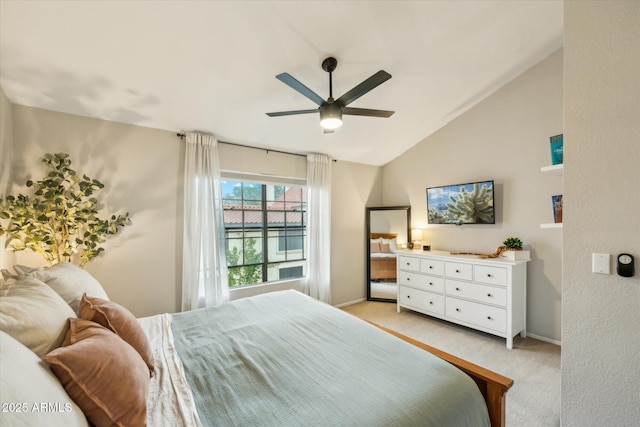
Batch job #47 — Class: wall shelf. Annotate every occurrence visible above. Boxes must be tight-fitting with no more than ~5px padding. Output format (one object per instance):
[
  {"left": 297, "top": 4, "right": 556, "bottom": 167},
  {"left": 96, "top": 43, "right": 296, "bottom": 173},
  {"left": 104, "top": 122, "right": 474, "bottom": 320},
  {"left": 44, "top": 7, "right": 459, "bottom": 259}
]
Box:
[
  {"left": 541, "top": 164, "right": 563, "bottom": 173},
  {"left": 540, "top": 223, "right": 563, "bottom": 229}
]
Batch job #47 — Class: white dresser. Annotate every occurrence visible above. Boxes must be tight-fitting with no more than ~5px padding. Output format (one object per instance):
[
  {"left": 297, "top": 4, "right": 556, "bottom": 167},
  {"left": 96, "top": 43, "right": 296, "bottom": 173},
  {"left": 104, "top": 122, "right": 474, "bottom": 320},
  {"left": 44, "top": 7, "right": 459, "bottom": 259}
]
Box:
[{"left": 396, "top": 250, "right": 529, "bottom": 349}]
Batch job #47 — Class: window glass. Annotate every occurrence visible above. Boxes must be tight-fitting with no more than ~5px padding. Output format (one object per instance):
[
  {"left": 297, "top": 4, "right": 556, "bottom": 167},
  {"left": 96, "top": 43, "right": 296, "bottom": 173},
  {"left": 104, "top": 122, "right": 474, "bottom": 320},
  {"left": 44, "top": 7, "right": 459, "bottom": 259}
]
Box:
[{"left": 222, "top": 180, "right": 306, "bottom": 287}]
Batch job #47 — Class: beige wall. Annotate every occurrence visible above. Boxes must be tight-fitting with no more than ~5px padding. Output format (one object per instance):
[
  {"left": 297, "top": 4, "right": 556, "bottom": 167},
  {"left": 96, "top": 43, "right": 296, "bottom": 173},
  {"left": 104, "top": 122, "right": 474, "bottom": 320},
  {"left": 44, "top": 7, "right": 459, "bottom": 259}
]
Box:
[
  {"left": 382, "top": 49, "right": 564, "bottom": 343},
  {"left": 331, "top": 160, "right": 383, "bottom": 305},
  {"left": 0, "top": 86, "right": 15, "bottom": 270},
  {"left": 5, "top": 104, "right": 380, "bottom": 313},
  {"left": 562, "top": 1, "right": 640, "bottom": 424},
  {"left": 9, "top": 105, "right": 182, "bottom": 317},
  {"left": 0, "top": 86, "right": 12, "bottom": 198}
]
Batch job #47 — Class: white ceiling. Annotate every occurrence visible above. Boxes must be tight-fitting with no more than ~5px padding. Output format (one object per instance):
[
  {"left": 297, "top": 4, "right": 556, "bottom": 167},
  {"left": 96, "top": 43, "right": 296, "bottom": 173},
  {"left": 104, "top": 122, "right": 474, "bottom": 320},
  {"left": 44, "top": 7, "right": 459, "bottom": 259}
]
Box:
[{"left": 0, "top": 1, "right": 563, "bottom": 166}]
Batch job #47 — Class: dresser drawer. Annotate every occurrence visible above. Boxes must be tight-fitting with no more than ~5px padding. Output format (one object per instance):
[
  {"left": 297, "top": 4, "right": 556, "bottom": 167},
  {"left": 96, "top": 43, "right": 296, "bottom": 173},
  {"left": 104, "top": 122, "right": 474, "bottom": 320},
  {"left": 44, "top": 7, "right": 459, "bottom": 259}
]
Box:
[
  {"left": 398, "top": 256, "right": 420, "bottom": 272},
  {"left": 474, "top": 265, "right": 507, "bottom": 286},
  {"left": 420, "top": 259, "right": 444, "bottom": 276},
  {"left": 399, "top": 286, "right": 445, "bottom": 316},
  {"left": 398, "top": 272, "right": 444, "bottom": 293},
  {"left": 445, "top": 298, "right": 507, "bottom": 333},
  {"left": 445, "top": 262, "right": 473, "bottom": 281},
  {"left": 446, "top": 280, "right": 507, "bottom": 306}
]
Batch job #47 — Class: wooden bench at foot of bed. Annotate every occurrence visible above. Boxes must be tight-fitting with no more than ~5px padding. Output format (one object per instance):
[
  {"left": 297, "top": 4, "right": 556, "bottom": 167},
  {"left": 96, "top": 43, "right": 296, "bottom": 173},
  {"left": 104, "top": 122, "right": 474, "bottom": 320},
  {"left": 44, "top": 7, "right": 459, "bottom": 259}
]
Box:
[{"left": 366, "top": 321, "right": 513, "bottom": 427}]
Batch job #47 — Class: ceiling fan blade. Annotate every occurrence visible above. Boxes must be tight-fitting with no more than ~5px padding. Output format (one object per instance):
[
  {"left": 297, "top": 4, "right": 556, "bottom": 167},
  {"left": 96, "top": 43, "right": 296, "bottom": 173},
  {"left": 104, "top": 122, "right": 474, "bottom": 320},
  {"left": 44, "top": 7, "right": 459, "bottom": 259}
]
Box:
[
  {"left": 336, "top": 70, "right": 392, "bottom": 107},
  {"left": 343, "top": 107, "right": 395, "bottom": 118},
  {"left": 275, "top": 73, "right": 325, "bottom": 106},
  {"left": 266, "top": 109, "right": 318, "bottom": 117}
]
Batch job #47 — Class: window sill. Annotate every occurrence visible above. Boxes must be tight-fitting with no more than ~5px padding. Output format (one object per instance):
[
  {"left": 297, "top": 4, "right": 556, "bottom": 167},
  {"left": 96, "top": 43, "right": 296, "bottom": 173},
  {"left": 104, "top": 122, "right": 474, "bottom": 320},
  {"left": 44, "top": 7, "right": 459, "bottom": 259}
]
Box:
[{"left": 229, "top": 278, "right": 306, "bottom": 301}]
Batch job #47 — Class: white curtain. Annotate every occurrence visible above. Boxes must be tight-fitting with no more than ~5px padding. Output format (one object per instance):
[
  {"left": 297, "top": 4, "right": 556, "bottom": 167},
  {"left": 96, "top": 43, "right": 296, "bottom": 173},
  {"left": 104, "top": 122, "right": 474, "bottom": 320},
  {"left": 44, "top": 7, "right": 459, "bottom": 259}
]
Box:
[
  {"left": 182, "top": 131, "right": 229, "bottom": 311},
  {"left": 306, "top": 153, "right": 332, "bottom": 303}
]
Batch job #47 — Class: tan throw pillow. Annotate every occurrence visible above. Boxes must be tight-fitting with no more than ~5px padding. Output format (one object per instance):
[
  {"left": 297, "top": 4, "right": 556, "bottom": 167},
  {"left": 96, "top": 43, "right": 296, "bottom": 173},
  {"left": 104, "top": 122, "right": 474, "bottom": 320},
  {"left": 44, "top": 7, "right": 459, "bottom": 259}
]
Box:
[
  {"left": 78, "top": 294, "right": 154, "bottom": 375},
  {"left": 43, "top": 319, "right": 149, "bottom": 427},
  {"left": 380, "top": 238, "right": 398, "bottom": 252},
  {"left": 380, "top": 242, "right": 392, "bottom": 253},
  {"left": 13, "top": 263, "right": 109, "bottom": 313},
  {"left": 370, "top": 241, "right": 381, "bottom": 253},
  {"left": 0, "top": 276, "right": 76, "bottom": 357}
]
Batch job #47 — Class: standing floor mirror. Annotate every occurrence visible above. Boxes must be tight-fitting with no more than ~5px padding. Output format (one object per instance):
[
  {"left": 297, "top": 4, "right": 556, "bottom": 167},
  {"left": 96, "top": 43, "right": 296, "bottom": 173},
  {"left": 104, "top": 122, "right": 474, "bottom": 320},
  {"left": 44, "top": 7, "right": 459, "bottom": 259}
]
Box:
[{"left": 366, "top": 206, "right": 411, "bottom": 302}]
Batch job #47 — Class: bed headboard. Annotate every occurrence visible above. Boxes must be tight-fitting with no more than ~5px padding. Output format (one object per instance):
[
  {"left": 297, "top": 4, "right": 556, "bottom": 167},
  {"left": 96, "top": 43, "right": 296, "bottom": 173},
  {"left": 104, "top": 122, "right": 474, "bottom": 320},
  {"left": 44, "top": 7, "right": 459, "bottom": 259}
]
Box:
[{"left": 370, "top": 233, "right": 397, "bottom": 240}]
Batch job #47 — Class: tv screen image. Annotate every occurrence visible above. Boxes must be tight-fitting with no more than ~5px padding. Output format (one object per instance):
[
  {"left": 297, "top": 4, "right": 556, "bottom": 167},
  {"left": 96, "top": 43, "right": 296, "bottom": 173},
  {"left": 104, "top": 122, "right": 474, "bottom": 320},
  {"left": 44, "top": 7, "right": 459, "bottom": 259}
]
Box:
[{"left": 426, "top": 180, "right": 495, "bottom": 224}]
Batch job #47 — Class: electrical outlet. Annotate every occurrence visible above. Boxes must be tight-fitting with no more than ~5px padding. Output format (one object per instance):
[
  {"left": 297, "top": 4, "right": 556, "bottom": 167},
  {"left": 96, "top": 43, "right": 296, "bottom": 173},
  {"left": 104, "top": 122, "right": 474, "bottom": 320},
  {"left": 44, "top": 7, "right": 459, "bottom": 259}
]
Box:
[{"left": 592, "top": 253, "right": 610, "bottom": 275}]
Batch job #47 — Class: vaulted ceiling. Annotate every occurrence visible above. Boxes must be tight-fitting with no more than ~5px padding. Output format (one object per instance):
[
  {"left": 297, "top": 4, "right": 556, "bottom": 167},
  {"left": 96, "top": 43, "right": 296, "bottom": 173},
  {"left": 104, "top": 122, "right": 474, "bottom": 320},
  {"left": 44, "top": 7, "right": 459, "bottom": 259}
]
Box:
[{"left": 0, "top": 1, "right": 563, "bottom": 166}]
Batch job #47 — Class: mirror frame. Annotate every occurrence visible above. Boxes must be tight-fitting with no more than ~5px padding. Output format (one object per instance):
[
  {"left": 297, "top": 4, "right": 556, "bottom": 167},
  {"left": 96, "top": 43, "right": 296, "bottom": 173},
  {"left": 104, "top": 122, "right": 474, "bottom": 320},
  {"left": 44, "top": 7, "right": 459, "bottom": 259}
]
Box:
[{"left": 366, "top": 206, "right": 411, "bottom": 302}]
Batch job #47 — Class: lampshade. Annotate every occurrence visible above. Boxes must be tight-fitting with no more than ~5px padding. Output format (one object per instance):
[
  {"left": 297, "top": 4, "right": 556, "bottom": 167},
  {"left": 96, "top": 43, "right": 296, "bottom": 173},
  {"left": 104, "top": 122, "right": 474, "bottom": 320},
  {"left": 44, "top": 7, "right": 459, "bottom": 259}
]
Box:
[
  {"left": 412, "top": 229, "right": 423, "bottom": 241},
  {"left": 319, "top": 102, "right": 343, "bottom": 129}
]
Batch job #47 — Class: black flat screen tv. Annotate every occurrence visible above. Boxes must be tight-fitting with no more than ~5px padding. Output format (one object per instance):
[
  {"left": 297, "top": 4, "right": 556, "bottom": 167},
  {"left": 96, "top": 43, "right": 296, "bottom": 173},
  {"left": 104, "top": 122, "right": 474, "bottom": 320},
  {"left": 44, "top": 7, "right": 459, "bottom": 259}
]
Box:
[{"left": 426, "top": 180, "right": 495, "bottom": 225}]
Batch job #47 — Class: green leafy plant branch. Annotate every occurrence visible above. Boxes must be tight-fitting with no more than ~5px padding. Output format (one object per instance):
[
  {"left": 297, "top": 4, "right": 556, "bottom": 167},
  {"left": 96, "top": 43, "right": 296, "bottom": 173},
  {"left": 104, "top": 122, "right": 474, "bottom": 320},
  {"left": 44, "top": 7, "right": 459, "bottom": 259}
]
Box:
[{"left": 0, "top": 153, "right": 131, "bottom": 267}]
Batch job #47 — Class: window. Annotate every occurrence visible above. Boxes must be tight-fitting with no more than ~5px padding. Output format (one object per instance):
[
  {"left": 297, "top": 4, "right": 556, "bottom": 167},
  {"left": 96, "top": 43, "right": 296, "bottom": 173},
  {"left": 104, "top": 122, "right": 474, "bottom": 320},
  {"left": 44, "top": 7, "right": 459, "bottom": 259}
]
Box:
[
  {"left": 222, "top": 180, "right": 307, "bottom": 287},
  {"left": 279, "top": 266, "right": 303, "bottom": 280}
]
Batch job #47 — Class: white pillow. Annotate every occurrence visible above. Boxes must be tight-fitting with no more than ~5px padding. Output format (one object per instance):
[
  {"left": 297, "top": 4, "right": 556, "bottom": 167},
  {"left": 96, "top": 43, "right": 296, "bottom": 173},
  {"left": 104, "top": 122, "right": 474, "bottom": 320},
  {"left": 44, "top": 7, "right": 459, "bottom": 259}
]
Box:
[
  {"left": 0, "top": 331, "right": 89, "bottom": 427},
  {"left": 380, "top": 238, "right": 398, "bottom": 252},
  {"left": 0, "top": 268, "right": 19, "bottom": 288},
  {"left": 0, "top": 276, "right": 76, "bottom": 357},
  {"left": 13, "top": 263, "right": 109, "bottom": 313}
]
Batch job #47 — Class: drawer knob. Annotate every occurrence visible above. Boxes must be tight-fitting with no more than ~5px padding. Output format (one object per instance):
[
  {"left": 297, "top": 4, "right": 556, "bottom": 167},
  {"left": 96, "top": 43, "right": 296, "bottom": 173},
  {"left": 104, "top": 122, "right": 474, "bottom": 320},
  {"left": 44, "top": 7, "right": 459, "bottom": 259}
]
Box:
[
  {"left": 429, "top": 282, "right": 433, "bottom": 286},
  {"left": 455, "top": 308, "right": 460, "bottom": 312},
  {"left": 487, "top": 293, "right": 492, "bottom": 297},
  {"left": 429, "top": 266, "right": 433, "bottom": 269},
  {"left": 406, "top": 277, "right": 410, "bottom": 281},
  {"left": 455, "top": 269, "right": 460, "bottom": 273},
  {"left": 406, "top": 295, "right": 411, "bottom": 299},
  {"left": 487, "top": 273, "right": 492, "bottom": 277},
  {"left": 429, "top": 301, "right": 433, "bottom": 305},
  {"left": 487, "top": 316, "right": 492, "bottom": 320},
  {"left": 455, "top": 287, "right": 460, "bottom": 291}
]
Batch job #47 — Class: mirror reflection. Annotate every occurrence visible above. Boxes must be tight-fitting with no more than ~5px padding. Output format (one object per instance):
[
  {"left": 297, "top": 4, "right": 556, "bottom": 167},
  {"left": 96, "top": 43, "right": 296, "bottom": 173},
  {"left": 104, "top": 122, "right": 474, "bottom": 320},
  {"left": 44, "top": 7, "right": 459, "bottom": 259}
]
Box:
[{"left": 366, "top": 206, "right": 411, "bottom": 302}]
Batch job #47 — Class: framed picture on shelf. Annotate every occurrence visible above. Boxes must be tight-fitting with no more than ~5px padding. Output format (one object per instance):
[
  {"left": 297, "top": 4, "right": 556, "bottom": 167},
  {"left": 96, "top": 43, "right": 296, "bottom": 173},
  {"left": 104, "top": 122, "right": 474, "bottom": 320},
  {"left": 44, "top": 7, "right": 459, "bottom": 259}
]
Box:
[
  {"left": 550, "top": 134, "right": 563, "bottom": 165},
  {"left": 552, "top": 195, "right": 563, "bottom": 223}
]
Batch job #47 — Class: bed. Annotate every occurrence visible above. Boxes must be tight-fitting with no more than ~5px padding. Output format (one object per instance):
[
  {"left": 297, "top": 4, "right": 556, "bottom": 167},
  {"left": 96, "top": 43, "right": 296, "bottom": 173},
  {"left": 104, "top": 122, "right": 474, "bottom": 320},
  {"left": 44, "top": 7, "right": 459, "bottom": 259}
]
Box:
[
  {"left": 0, "top": 262, "right": 512, "bottom": 427},
  {"left": 370, "top": 232, "right": 398, "bottom": 280}
]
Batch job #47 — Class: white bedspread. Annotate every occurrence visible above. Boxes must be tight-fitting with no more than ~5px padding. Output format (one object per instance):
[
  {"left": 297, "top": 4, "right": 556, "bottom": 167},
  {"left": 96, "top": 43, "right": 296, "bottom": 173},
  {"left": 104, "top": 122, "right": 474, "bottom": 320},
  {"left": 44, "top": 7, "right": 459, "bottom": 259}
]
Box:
[
  {"left": 370, "top": 252, "right": 397, "bottom": 258},
  {"left": 138, "top": 313, "right": 201, "bottom": 427}
]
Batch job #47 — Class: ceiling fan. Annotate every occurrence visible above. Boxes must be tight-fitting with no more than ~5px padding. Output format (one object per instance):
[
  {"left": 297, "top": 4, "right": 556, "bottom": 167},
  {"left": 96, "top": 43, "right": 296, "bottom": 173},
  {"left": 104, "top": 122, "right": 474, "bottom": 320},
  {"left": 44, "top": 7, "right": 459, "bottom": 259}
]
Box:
[{"left": 266, "top": 57, "right": 394, "bottom": 132}]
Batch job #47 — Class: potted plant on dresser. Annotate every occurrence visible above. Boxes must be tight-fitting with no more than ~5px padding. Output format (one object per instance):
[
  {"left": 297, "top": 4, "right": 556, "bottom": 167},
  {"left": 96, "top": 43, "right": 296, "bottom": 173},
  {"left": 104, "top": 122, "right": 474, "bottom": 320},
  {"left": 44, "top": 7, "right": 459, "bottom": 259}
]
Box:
[{"left": 502, "top": 237, "right": 530, "bottom": 260}]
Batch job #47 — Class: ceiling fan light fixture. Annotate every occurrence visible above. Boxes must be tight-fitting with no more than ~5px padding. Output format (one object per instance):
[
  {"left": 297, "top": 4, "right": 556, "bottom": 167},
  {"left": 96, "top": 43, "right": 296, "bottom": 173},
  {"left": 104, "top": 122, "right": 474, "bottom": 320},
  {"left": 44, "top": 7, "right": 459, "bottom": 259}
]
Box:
[
  {"left": 320, "top": 117, "right": 343, "bottom": 130},
  {"left": 319, "top": 103, "right": 343, "bottom": 130}
]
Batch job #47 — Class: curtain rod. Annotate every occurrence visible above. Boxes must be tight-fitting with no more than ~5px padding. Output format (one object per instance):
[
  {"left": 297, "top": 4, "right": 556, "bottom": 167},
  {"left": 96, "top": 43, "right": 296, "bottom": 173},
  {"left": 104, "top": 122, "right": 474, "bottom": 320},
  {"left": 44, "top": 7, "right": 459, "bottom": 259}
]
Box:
[
  {"left": 177, "top": 132, "right": 336, "bottom": 162},
  {"left": 176, "top": 132, "right": 307, "bottom": 158}
]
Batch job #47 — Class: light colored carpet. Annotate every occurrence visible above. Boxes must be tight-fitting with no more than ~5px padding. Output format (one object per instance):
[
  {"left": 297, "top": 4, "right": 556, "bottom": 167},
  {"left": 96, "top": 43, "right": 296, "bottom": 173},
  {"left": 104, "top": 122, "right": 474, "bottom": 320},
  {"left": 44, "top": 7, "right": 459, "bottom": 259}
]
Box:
[{"left": 341, "top": 301, "right": 561, "bottom": 427}]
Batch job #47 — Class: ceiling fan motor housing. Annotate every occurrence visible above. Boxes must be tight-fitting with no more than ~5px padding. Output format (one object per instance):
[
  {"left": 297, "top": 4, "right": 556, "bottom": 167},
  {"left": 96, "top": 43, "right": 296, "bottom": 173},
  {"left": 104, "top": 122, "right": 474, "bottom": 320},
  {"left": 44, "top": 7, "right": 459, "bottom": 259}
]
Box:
[{"left": 322, "top": 57, "right": 338, "bottom": 73}]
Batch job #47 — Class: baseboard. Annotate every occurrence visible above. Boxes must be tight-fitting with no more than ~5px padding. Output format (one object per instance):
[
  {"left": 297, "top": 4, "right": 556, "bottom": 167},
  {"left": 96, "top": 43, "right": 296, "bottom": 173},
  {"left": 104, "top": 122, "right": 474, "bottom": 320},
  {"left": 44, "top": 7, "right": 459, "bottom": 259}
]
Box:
[
  {"left": 334, "top": 298, "right": 366, "bottom": 308},
  {"left": 527, "top": 332, "right": 561, "bottom": 347}
]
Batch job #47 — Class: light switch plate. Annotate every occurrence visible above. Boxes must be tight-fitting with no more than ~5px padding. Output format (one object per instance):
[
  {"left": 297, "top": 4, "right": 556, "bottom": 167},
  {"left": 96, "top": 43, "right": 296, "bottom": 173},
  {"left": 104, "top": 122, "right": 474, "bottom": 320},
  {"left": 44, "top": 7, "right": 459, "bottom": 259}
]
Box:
[{"left": 592, "top": 253, "right": 610, "bottom": 274}]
